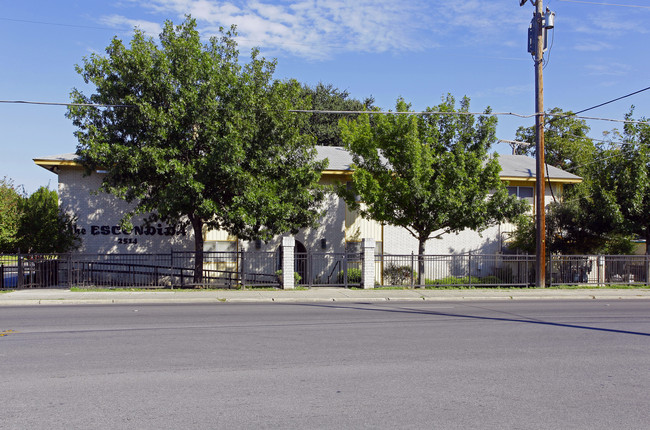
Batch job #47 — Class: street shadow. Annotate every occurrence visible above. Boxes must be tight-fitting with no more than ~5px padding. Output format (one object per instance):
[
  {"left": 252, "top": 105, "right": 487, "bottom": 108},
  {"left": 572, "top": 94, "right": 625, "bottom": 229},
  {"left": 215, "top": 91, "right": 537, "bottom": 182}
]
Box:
[{"left": 292, "top": 302, "right": 650, "bottom": 337}]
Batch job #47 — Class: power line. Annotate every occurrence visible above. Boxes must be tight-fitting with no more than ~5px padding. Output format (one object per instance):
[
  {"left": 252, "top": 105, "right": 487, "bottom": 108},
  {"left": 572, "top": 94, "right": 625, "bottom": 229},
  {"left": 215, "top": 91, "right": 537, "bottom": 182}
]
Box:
[
  {"left": 289, "top": 109, "right": 535, "bottom": 118},
  {"left": 290, "top": 109, "right": 650, "bottom": 125},
  {"left": 545, "top": 85, "right": 650, "bottom": 126},
  {"left": 0, "top": 100, "right": 132, "bottom": 108},
  {"left": 0, "top": 17, "right": 118, "bottom": 31},
  {"left": 572, "top": 86, "right": 650, "bottom": 117},
  {"left": 1, "top": 99, "right": 649, "bottom": 125}
]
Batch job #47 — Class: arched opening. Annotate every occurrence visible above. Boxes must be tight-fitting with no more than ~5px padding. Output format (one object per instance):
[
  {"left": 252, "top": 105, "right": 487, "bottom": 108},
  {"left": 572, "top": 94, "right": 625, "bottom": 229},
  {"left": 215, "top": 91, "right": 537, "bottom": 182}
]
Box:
[{"left": 294, "top": 240, "right": 308, "bottom": 285}]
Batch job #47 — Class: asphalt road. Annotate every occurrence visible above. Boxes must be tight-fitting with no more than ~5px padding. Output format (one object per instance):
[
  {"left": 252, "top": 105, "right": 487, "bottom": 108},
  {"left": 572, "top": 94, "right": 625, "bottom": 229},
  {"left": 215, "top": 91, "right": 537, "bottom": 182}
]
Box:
[{"left": 1, "top": 300, "right": 649, "bottom": 429}]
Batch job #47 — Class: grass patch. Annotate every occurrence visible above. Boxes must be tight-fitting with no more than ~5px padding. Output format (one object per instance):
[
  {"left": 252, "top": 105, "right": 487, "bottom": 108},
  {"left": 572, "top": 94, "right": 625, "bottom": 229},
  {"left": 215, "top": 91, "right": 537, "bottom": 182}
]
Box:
[
  {"left": 546, "top": 284, "right": 650, "bottom": 289},
  {"left": 70, "top": 287, "right": 162, "bottom": 292}
]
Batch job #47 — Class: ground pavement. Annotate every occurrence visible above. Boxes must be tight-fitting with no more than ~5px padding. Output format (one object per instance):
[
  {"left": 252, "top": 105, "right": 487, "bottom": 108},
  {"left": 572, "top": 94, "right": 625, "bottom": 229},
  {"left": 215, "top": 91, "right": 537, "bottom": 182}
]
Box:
[{"left": 1, "top": 287, "right": 650, "bottom": 306}]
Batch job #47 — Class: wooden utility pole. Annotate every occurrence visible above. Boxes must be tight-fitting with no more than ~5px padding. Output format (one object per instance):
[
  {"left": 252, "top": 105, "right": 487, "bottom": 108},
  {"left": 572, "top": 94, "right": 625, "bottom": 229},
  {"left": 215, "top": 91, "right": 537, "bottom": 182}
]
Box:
[
  {"left": 534, "top": 0, "right": 546, "bottom": 288},
  {"left": 523, "top": 0, "right": 553, "bottom": 287}
]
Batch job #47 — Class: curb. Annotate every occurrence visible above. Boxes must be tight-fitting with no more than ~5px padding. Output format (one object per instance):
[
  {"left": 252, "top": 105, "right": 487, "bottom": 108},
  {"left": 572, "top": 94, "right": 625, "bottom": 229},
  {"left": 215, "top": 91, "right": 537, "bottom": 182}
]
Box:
[{"left": 2, "top": 291, "right": 650, "bottom": 306}]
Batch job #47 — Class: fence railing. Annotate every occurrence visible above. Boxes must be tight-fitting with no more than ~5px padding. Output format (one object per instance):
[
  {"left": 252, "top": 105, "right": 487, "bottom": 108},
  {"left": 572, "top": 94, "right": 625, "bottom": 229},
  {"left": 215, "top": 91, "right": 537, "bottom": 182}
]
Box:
[
  {"left": 376, "top": 254, "right": 535, "bottom": 287},
  {"left": 2, "top": 251, "right": 650, "bottom": 290},
  {"left": 295, "top": 252, "right": 362, "bottom": 287}
]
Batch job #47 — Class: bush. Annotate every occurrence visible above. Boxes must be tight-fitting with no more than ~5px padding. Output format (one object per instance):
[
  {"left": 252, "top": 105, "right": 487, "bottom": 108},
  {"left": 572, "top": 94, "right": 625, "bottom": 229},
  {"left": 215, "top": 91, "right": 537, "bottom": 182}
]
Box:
[
  {"left": 337, "top": 267, "right": 361, "bottom": 284},
  {"left": 384, "top": 264, "right": 415, "bottom": 285}
]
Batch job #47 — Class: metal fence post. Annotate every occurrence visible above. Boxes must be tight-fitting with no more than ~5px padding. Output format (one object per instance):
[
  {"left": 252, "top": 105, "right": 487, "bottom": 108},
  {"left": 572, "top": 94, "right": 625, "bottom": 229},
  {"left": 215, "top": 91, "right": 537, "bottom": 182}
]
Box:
[
  {"left": 240, "top": 250, "right": 245, "bottom": 290},
  {"left": 169, "top": 249, "right": 174, "bottom": 290},
  {"left": 17, "top": 252, "right": 23, "bottom": 289},
  {"left": 343, "top": 252, "right": 348, "bottom": 288},
  {"left": 410, "top": 252, "right": 414, "bottom": 289}
]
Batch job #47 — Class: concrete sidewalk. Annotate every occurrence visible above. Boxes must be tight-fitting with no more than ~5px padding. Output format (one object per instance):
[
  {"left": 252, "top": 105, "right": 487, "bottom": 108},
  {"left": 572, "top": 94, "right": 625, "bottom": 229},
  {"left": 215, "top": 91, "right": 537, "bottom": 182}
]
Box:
[{"left": 1, "top": 287, "right": 650, "bottom": 305}]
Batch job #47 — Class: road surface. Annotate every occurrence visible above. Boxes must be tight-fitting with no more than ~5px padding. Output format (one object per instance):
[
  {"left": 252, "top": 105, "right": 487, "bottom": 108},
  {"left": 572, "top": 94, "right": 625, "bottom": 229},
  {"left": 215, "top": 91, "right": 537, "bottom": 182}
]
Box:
[{"left": 1, "top": 300, "right": 648, "bottom": 429}]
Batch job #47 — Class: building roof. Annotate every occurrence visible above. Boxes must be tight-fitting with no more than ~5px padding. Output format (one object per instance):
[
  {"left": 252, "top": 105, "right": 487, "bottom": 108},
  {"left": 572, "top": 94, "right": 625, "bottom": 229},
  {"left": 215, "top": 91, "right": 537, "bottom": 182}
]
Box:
[
  {"left": 497, "top": 154, "right": 581, "bottom": 183},
  {"left": 34, "top": 146, "right": 581, "bottom": 183},
  {"left": 315, "top": 145, "right": 355, "bottom": 171}
]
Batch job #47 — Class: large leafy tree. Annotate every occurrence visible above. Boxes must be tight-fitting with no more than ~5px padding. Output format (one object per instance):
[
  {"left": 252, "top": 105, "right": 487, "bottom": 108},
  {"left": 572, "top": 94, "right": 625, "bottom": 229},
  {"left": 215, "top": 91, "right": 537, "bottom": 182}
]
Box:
[
  {"left": 67, "top": 18, "right": 326, "bottom": 282},
  {"left": 0, "top": 178, "right": 22, "bottom": 252},
  {"left": 16, "top": 187, "right": 79, "bottom": 254},
  {"left": 588, "top": 110, "right": 650, "bottom": 253},
  {"left": 514, "top": 107, "right": 596, "bottom": 175},
  {"left": 510, "top": 108, "right": 647, "bottom": 255},
  {"left": 339, "top": 96, "right": 527, "bottom": 283},
  {"left": 510, "top": 109, "right": 608, "bottom": 254},
  {"left": 300, "top": 82, "right": 374, "bottom": 146}
]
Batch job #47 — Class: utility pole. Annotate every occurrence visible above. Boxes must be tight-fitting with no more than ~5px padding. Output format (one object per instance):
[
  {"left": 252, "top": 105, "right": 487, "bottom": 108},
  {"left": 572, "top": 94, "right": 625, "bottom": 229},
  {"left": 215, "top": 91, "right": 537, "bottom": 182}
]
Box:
[{"left": 522, "top": 0, "right": 554, "bottom": 287}]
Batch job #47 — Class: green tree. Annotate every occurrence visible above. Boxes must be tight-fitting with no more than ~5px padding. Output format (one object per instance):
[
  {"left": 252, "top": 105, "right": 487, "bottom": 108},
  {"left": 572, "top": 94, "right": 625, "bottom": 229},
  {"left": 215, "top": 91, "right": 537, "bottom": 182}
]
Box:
[
  {"left": 509, "top": 108, "right": 634, "bottom": 255},
  {"left": 508, "top": 199, "right": 633, "bottom": 255},
  {"left": 514, "top": 107, "right": 596, "bottom": 175},
  {"left": 588, "top": 109, "right": 650, "bottom": 253},
  {"left": 16, "top": 187, "right": 79, "bottom": 253},
  {"left": 0, "top": 177, "right": 22, "bottom": 252},
  {"left": 300, "top": 82, "right": 375, "bottom": 146},
  {"left": 339, "top": 95, "right": 527, "bottom": 284},
  {"left": 67, "top": 18, "right": 326, "bottom": 282}
]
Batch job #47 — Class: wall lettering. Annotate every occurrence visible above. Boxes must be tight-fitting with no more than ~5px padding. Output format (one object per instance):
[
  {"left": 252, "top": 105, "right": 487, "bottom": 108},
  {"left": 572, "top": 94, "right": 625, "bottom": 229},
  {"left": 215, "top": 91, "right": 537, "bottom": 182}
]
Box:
[{"left": 74, "top": 223, "right": 186, "bottom": 237}]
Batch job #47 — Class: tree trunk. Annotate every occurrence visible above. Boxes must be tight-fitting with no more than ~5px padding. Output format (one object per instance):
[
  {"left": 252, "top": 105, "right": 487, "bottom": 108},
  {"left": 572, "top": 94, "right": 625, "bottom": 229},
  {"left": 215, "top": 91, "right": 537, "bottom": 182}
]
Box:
[
  {"left": 190, "top": 215, "right": 204, "bottom": 284},
  {"left": 417, "top": 239, "right": 426, "bottom": 287}
]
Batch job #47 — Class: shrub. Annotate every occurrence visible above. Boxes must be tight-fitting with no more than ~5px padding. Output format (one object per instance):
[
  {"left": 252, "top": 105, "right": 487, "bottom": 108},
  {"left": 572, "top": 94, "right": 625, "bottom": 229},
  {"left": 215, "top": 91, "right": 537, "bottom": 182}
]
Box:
[
  {"left": 384, "top": 264, "right": 415, "bottom": 285},
  {"left": 337, "top": 267, "right": 362, "bottom": 284}
]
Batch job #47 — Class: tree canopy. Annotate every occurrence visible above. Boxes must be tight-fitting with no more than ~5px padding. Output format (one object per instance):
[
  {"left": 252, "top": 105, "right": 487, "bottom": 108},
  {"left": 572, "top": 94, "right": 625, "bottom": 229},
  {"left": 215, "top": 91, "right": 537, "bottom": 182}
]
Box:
[
  {"left": 67, "top": 17, "right": 326, "bottom": 281},
  {"left": 0, "top": 178, "right": 22, "bottom": 252},
  {"left": 300, "top": 82, "right": 374, "bottom": 146},
  {"left": 515, "top": 107, "right": 596, "bottom": 175},
  {"left": 588, "top": 109, "right": 650, "bottom": 253},
  {"left": 509, "top": 107, "right": 648, "bottom": 255},
  {"left": 16, "top": 187, "right": 79, "bottom": 254},
  {"left": 0, "top": 180, "right": 78, "bottom": 254},
  {"left": 339, "top": 95, "right": 527, "bottom": 283}
]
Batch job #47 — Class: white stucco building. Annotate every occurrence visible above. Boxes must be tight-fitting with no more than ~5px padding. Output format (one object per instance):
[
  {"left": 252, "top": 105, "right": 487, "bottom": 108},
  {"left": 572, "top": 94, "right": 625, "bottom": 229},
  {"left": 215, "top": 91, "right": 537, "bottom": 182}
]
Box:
[{"left": 34, "top": 146, "right": 581, "bottom": 258}]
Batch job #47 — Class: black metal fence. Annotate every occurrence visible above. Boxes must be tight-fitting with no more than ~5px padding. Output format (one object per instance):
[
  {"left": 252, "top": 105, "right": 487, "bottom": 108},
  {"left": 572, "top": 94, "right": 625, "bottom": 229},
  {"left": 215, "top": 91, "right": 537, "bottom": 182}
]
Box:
[
  {"left": 376, "top": 254, "right": 535, "bottom": 287},
  {"left": 295, "top": 252, "right": 362, "bottom": 287},
  {"left": 2, "top": 251, "right": 650, "bottom": 290},
  {"left": 0, "top": 250, "right": 360, "bottom": 289}
]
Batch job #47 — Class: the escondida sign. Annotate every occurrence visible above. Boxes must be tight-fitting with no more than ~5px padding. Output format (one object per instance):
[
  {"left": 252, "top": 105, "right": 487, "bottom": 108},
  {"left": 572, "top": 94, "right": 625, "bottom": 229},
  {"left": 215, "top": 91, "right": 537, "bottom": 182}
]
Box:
[{"left": 74, "top": 223, "right": 187, "bottom": 244}]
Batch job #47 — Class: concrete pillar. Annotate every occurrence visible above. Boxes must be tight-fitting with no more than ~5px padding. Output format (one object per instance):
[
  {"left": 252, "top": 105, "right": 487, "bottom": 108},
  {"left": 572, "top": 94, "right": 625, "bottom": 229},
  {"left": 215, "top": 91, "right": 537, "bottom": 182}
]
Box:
[
  {"left": 361, "top": 238, "right": 375, "bottom": 289},
  {"left": 281, "top": 236, "right": 295, "bottom": 289},
  {"left": 597, "top": 255, "right": 605, "bottom": 286}
]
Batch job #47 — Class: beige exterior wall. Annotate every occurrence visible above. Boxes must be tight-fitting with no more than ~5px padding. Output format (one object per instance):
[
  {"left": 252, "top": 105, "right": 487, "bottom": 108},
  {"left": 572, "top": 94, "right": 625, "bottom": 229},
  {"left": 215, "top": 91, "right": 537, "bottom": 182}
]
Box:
[
  {"left": 58, "top": 167, "right": 193, "bottom": 254},
  {"left": 53, "top": 164, "right": 566, "bottom": 258}
]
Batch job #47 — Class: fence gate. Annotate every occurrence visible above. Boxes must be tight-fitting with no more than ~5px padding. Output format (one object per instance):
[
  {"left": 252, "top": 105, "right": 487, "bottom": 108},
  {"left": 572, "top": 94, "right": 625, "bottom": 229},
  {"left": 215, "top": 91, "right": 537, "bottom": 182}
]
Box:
[{"left": 295, "top": 252, "right": 361, "bottom": 287}]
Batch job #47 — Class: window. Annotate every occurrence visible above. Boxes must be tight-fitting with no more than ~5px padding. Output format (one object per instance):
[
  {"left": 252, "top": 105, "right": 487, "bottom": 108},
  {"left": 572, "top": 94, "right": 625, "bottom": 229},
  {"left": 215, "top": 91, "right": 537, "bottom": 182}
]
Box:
[
  {"left": 346, "top": 240, "right": 383, "bottom": 255},
  {"left": 345, "top": 241, "right": 361, "bottom": 255},
  {"left": 507, "top": 186, "right": 534, "bottom": 203}
]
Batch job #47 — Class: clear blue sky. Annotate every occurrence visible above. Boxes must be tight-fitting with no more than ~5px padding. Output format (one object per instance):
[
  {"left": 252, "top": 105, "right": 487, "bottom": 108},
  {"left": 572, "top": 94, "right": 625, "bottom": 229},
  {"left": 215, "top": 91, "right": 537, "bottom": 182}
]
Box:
[{"left": 1, "top": 0, "right": 649, "bottom": 193}]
